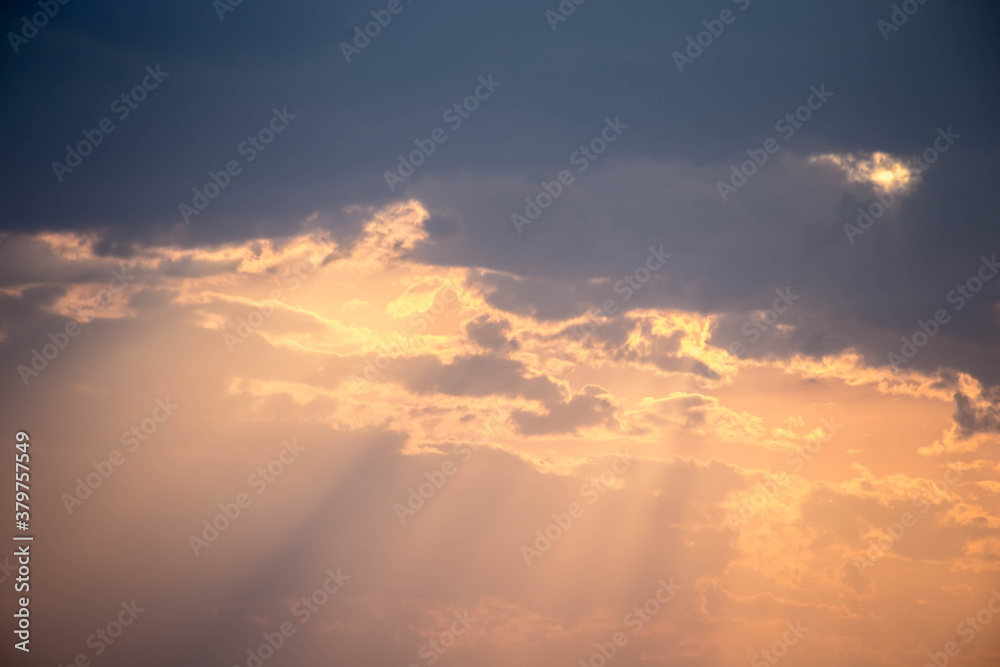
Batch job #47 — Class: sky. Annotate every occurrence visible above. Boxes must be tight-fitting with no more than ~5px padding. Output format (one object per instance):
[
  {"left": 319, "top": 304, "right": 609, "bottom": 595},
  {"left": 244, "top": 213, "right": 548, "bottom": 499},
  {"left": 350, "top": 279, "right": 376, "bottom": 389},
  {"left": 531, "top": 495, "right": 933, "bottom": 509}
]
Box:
[{"left": 1, "top": 1, "right": 1000, "bottom": 666}]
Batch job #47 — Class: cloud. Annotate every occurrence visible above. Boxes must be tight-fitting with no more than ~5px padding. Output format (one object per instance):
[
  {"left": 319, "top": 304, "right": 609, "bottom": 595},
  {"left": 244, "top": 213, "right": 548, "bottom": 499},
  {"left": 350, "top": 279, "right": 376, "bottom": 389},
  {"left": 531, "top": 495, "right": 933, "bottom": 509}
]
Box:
[
  {"left": 511, "top": 386, "right": 618, "bottom": 436},
  {"left": 465, "top": 313, "right": 519, "bottom": 353},
  {"left": 2, "top": 177, "right": 999, "bottom": 666},
  {"left": 953, "top": 391, "right": 1000, "bottom": 437}
]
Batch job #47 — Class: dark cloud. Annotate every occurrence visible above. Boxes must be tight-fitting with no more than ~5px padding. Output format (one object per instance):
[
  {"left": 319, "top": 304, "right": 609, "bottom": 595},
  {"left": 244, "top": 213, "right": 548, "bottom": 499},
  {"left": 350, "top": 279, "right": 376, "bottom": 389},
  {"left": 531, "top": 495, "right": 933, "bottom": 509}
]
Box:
[
  {"left": 511, "top": 386, "right": 617, "bottom": 436},
  {"left": 952, "top": 391, "right": 1000, "bottom": 438},
  {"left": 391, "top": 354, "right": 563, "bottom": 406},
  {"left": 2, "top": 0, "right": 997, "bottom": 241},
  {"left": 465, "top": 313, "right": 519, "bottom": 352},
  {"left": 3, "top": 0, "right": 1000, "bottom": 388}
]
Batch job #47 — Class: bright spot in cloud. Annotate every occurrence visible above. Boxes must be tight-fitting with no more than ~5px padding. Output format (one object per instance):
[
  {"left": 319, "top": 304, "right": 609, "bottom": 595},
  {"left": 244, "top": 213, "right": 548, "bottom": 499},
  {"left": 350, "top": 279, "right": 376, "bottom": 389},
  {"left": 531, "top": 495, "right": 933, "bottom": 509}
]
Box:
[{"left": 810, "top": 151, "right": 919, "bottom": 194}]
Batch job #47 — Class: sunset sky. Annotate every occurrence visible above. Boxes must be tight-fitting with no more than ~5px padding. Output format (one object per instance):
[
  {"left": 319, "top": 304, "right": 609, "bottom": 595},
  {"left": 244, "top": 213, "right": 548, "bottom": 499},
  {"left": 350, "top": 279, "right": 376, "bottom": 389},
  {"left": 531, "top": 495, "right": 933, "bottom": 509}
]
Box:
[{"left": 1, "top": 1, "right": 1000, "bottom": 666}]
